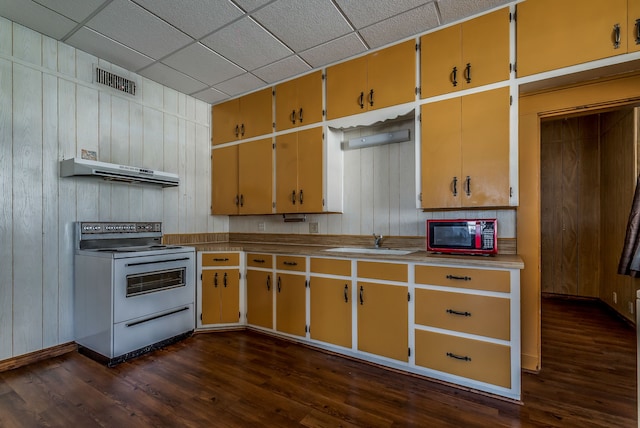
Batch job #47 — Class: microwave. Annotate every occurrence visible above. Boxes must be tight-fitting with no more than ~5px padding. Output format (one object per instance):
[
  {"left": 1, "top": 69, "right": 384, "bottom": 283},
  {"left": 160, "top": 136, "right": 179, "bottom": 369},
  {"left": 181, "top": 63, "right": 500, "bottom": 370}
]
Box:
[{"left": 426, "top": 219, "right": 497, "bottom": 255}]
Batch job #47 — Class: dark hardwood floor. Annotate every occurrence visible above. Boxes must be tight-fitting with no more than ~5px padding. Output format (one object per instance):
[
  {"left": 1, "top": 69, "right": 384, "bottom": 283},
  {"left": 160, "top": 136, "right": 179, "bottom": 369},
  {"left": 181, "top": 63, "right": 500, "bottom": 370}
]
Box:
[{"left": 0, "top": 296, "right": 636, "bottom": 427}]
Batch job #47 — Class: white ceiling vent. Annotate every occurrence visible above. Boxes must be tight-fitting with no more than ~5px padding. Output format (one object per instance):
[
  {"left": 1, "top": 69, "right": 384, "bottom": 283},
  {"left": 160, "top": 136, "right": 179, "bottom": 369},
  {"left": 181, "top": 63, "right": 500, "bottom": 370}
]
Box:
[{"left": 94, "top": 66, "right": 136, "bottom": 96}]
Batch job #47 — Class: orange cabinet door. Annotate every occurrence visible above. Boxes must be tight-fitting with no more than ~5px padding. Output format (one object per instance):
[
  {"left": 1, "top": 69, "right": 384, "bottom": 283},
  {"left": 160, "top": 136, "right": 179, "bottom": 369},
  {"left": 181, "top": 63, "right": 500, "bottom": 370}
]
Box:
[
  {"left": 367, "top": 39, "right": 416, "bottom": 110},
  {"left": 421, "top": 24, "right": 461, "bottom": 98},
  {"left": 296, "top": 127, "right": 324, "bottom": 213},
  {"left": 326, "top": 56, "right": 368, "bottom": 119},
  {"left": 238, "top": 138, "right": 272, "bottom": 215},
  {"left": 239, "top": 88, "right": 273, "bottom": 140},
  {"left": 275, "top": 273, "right": 306, "bottom": 337},
  {"left": 201, "top": 270, "right": 222, "bottom": 324},
  {"left": 275, "top": 71, "right": 323, "bottom": 131},
  {"left": 630, "top": 0, "right": 640, "bottom": 53},
  {"left": 246, "top": 270, "right": 273, "bottom": 329},
  {"left": 212, "top": 98, "right": 240, "bottom": 145},
  {"left": 219, "top": 269, "right": 240, "bottom": 324},
  {"left": 211, "top": 145, "right": 239, "bottom": 215},
  {"left": 310, "top": 276, "right": 352, "bottom": 348},
  {"left": 275, "top": 132, "right": 299, "bottom": 213}
]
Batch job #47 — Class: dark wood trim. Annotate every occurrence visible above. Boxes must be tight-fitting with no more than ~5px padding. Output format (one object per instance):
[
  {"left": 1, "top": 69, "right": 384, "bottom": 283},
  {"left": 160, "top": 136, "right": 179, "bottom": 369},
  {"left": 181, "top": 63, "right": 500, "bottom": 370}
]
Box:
[{"left": 0, "top": 342, "right": 77, "bottom": 373}]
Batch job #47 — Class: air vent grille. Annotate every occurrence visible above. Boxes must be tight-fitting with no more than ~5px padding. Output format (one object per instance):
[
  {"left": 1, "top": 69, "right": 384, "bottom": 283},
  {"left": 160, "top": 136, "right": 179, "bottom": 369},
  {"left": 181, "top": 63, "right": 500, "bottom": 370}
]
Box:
[{"left": 95, "top": 67, "right": 136, "bottom": 95}]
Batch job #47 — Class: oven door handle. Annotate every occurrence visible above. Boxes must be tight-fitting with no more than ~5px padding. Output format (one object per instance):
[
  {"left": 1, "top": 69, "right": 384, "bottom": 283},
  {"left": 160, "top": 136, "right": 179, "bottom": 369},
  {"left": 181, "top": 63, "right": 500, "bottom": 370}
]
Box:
[
  {"left": 125, "top": 257, "right": 191, "bottom": 267},
  {"left": 125, "top": 306, "right": 190, "bottom": 328}
]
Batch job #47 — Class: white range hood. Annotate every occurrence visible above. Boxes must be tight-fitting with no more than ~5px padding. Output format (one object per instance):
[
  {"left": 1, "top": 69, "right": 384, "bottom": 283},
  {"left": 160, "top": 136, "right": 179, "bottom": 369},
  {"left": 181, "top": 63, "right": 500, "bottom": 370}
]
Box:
[{"left": 60, "top": 158, "right": 179, "bottom": 188}]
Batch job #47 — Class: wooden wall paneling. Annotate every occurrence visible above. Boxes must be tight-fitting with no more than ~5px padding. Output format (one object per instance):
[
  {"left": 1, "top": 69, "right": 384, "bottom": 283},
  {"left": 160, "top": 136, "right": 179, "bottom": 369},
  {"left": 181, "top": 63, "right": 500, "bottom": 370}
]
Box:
[
  {"left": 163, "top": 113, "right": 179, "bottom": 233},
  {"left": 57, "top": 77, "right": 76, "bottom": 344},
  {"left": 178, "top": 118, "right": 188, "bottom": 233},
  {"left": 12, "top": 23, "right": 40, "bottom": 65},
  {"left": 128, "top": 102, "right": 143, "bottom": 221},
  {"left": 98, "top": 91, "right": 112, "bottom": 220},
  {"left": 184, "top": 121, "right": 196, "bottom": 232},
  {"left": 12, "top": 63, "right": 43, "bottom": 355},
  {"left": 75, "top": 85, "right": 99, "bottom": 221},
  {"left": 42, "top": 36, "right": 57, "bottom": 71},
  {"left": 164, "top": 87, "right": 178, "bottom": 115},
  {"left": 42, "top": 72, "right": 59, "bottom": 349},
  {"left": 143, "top": 78, "right": 164, "bottom": 110},
  {"left": 576, "top": 116, "right": 600, "bottom": 298},
  {"left": 342, "top": 147, "right": 361, "bottom": 235},
  {"left": 561, "top": 119, "right": 579, "bottom": 295},
  {"left": 398, "top": 139, "right": 418, "bottom": 237},
  {"left": 0, "top": 17, "right": 11, "bottom": 55},
  {"left": 75, "top": 50, "right": 95, "bottom": 84},
  {"left": 141, "top": 106, "right": 163, "bottom": 222},
  {"left": 360, "top": 147, "right": 374, "bottom": 235},
  {"left": 110, "top": 96, "right": 130, "bottom": 222},
  {"left": 373, "top": 144, "right": 390, "bottom": 236},
  {"left": 0, "top": 58, "right": 13, "bottom": 360},
  {"left": 195, "top": 123, "right": 210, "bottom": 232},
  {"left": 56, "top": 41, "right": 75, "bottom": 77}
]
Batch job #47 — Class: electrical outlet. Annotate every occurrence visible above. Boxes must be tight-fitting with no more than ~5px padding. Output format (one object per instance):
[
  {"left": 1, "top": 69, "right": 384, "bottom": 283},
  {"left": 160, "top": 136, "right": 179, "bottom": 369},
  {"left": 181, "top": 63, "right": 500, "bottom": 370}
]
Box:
[
  {"left": 309, "top": 222, "right": 319, "bottom": 233},
  {"left": 258, "top": 222, "right": 265, "bottom": 232},
  {"left": 629, "top": 301, "right": 634, "bottom": 315},
  {"left": 613, "top": 292, "right": 617, "bottom": 304}
]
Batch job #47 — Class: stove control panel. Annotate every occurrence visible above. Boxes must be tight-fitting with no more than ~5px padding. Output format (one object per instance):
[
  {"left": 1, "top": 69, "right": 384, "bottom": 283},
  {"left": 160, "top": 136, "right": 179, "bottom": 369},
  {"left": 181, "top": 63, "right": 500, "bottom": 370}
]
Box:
[{"left": 80, "top": 222, "right": 162, "bottom": 234}]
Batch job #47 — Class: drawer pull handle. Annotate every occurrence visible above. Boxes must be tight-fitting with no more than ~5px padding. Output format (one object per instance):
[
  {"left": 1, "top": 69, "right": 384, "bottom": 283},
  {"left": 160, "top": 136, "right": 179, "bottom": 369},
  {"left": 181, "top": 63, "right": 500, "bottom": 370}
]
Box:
[
  {"left": 446, "top": 309, "right": 471, "bottom": 317},
  {"left": 446, "top": 275, "right": 471, "bottom": 281},
  {"left": 283, "top": 261, "right": 298, "bottom": 266},
  {"left": 253, "top": 259, "right": 265, "bottom": 263},
  {"left": 213, "top": 258, "right": 229, "bottom": 262},
  {"left": 446, "top": 352, "right": 471, "bottom": 362}
]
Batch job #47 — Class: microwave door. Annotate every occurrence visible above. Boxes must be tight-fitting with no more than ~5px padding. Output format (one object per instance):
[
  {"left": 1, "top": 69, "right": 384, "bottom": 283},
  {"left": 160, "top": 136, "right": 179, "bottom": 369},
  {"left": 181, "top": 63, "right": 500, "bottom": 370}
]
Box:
[{"left": 431, "top": 222, "right": 475, "bottom": 249}]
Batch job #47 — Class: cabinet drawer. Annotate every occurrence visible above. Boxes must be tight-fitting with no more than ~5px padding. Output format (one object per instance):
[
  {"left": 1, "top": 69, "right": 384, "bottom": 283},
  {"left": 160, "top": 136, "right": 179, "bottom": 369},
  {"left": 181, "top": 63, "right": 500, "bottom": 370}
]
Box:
[
  {"left": 247, "top": 253, "right": 273, "bottom": 269},
  {"left": 415, "top": 289, "right": 510, "bottom": 340},
  {"left": 357, "top": 261, "right": 407, "bottom": 282},
  {"left": 310, "top": 257, "right": 351, "bottom": 276},
  {"left": 415, "top": 330, "right": 511, "bottom": 388},
  {"left": 276, "top": 255, "right": 306, "bottom": 272},
  {"left": 202, "top": 252, "right": 239, "bottom": 267},
  {"left": 415, "top": 265, "right": 509, "bottom": 292}
]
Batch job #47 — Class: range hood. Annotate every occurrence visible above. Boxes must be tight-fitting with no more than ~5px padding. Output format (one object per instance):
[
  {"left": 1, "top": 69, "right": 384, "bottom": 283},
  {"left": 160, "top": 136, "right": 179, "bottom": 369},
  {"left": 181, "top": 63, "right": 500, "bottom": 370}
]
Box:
[{"left": 60, "top": 158, "right": 179, "bottom": 187}]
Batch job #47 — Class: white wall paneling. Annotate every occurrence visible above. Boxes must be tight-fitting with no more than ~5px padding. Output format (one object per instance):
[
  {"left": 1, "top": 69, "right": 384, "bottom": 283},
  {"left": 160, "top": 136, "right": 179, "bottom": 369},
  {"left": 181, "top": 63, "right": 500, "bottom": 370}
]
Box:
[{"left": 0, "top": 19, "right": 216, "bottom": 361}]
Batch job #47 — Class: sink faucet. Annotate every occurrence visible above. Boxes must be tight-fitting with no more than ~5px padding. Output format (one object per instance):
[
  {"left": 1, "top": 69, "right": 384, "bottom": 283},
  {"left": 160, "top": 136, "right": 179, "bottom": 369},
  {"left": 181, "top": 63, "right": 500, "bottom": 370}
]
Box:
[{"left": 373, "top": 233, "right": 383, "bottom": 248}]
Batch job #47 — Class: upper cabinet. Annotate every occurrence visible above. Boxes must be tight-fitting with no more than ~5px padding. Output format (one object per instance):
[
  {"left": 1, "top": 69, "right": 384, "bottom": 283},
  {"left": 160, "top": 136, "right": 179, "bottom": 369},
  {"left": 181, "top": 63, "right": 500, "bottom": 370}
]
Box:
[
  {"left": 212, "top": 88, "right": 273, "bottom": 145},
  {"left": 326, "top": 40, "right": 416, "bottom": 120},
  {"left": 421, "top": 8, "right": 511, "bottom": 98},
  {"left": 516, "top": 0, "right": 635, "bottom": 77},
  {"left": 275, "top": 71, "right": 323, "bottom": 131},
  {"left": 420, "top": 87, "right": 511, "bottom": 209}
]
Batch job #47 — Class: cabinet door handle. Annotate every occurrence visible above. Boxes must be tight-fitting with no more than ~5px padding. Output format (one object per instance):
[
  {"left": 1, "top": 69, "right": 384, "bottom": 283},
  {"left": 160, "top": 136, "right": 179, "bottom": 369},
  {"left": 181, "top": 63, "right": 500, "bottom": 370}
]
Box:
[
  {"left": 635, "top": 19, "right": 640, "bottom": 45},
  {"left": 464, "top": 63, "right": 471, "bottom": 84},
  {"left": 344, "top": 284, "right": 349, "bottom": 303},
  {"left": 446, "top": 274, "right": 472, "bottom": 281},
  {"left": 446, "top": 309, "right": 472, "bottom": 317},
  {"left": 359, "top": 286, "right": 364, "bottom": 305},
  {"left": 446, "top": 352, "right": 471, "bottom": 362},
  {"left": 213, "top": 258, "right": 229, "bottom": 262},
  {"left": 290, "top": 109, "right": 296, "bottom": 124},
  {"left": 452, "top": 176, "right": 458, "bottom": 197},
  {"left": 464, "top": 176, "right": 471, "bottom": 196},
  {"left": 291, "top": 190, "right": 296, "bottom": 205},
  {"left": 299, "top": 189, "right": 303, "bottom": 205},
  {"left": 235, "top": 124, "right": 240, "bottom": 138},
  {"left": 359, "top": 92, "right": 364, "bottom": 109},
  {"left": 298, "top": 108, "right": 303, "bottom": 123},
  {"left": 277, "top": 276, "right": 281, "bottom": 293},
  {"left": 235, "top": 194, "right": 240, "bottom": 207},
  {"left": 283, "top": 261, "right": 298, "bottom": 266},
  {"left": 239, "top": 194, "right": 244, "bottom": 207},
  {"left": 240, "top": 123, "right": 245, "bottom": 136},
  {"left": 368, "top": 89, "right": 374, "bottom": 106},
  {"left": 266, "top": 275, "right": 271, "bottom": 291},
  {"left": 613, "top": 23, "right": 621, "bottom": 49},
  {"left": 451, "top": 66, "right": 458, "bottom": 87},
  {"left": 214, "top": 272, "right": 218, "bottom": 287},
  {"left": 223, "top": 272, "right": 228, "bottom": 287}
]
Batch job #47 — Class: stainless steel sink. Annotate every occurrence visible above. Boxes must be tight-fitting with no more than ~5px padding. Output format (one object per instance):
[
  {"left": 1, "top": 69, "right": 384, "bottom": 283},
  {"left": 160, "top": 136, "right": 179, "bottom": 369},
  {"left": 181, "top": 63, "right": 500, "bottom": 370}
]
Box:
[{"left": 323, "top": 247, "right": 415, "bottom": 255}]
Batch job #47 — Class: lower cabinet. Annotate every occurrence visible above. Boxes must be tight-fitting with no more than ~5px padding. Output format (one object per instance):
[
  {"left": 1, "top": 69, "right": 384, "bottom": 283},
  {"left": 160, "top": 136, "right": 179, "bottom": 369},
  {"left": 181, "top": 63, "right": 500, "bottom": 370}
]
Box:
[
  {"left": 275, "top": 272, "right": 307, "bottom": 337},
  {"left": 246, "top": 253, "right": 274, "bottom": 329},
  {"left": 198, "top": 252, "right": 241, "bottom": 327}
]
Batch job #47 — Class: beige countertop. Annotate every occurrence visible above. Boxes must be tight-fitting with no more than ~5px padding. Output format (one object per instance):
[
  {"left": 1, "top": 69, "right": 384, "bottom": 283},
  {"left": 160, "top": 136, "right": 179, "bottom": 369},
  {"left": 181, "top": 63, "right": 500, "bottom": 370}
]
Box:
[{"left": 188, "top": 241, "right": 524, "bottom": 270}]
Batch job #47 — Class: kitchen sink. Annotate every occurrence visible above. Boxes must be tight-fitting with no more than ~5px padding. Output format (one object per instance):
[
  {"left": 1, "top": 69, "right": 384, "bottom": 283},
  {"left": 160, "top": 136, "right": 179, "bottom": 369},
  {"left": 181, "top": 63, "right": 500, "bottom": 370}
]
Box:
[{"left": 323, "top": 247, "right": 416, "bottom": 255}]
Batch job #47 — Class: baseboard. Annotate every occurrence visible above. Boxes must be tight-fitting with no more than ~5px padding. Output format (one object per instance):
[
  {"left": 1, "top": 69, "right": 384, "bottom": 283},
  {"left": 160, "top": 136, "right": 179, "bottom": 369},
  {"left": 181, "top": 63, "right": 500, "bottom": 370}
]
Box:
[{"left": 0, "top": 342, "right": 78, "bottom": 373}]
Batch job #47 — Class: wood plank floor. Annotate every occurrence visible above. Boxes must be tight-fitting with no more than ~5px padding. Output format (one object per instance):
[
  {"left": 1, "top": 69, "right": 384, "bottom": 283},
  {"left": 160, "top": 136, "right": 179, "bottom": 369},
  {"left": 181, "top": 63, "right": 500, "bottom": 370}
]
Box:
[{"left": 0, "top": 296, "right": 636, "bottom": 427}]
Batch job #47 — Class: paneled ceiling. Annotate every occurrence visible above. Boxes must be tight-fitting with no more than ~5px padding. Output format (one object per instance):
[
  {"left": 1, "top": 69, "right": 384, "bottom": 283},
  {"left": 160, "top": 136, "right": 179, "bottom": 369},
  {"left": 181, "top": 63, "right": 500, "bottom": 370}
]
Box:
[{"left": 1, "top": 0, "right": 512, "bottom": 104}]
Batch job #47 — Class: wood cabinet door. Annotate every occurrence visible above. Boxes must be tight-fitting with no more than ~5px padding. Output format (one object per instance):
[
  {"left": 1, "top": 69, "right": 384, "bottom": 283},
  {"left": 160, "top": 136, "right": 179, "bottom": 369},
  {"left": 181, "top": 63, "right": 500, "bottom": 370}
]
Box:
[
  {"left": 420, "top": 97, "right": 462, "bottom": 209},
  {"left": 201, "top": 270, "right": 222, "bottom": 324},
  {"left": 357, "top": 282, "right": 408, "bottom": 362},
  {"left": 326, "top": 56, "right": 367, "bottom": 119},
  {"left": 461, "top": 87, "right": 510, "bottom": 207},
  {"left": 211, "top": 145, "right": 239, "bottom": 215},
  {"left": 238, "top": 138, "right": 273, "bottom": 214},
  {"left": 275, "top": 77, "right": 298, "bottom": 131},
  {"left": 630, "top": 0, "right": 640, "bottom": 53},
  {"left": 420, "top": 24, "right": 461, "bottom": 98},
  {"left": 462, "top": 7, "right": 510, "bottom": 90},
  {"left": 367, "top": 40, "right": 416, "bottom": 110},
  {"left": 296, "top": 127, "right": 324, "bottom": 212},
  {"left": 275, "top": 132, "right": 299, "bottom": 213},
  {"left": 220, "top": 269, "right": 240, "bottom": 323},
  {"left": 240, "top": 88, "right": 273, "bottom": 139},
  {"left": 296, "top": 70, "right": 323, "bottom": 128},
  {"left": 246, "top": 270, "right": 273, "bottom": 329},
  {"left": 310, "top": 277, "right": 352, "bottom": 348},
  {"left": 275, "top": 273, "right": 306, "bottom": 337},
  {"left": 517, "top": 0, "right": 627, "bottom": 77},
  {"left": 212, "top": 98, "right": 240, "bottom": 145}
]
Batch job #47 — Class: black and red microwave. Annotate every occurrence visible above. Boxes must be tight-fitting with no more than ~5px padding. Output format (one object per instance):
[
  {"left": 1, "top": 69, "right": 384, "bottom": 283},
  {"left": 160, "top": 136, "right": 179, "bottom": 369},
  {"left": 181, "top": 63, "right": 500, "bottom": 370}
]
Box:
[{"left": 426, "top": 219, "right": 497, "bottom": 255}]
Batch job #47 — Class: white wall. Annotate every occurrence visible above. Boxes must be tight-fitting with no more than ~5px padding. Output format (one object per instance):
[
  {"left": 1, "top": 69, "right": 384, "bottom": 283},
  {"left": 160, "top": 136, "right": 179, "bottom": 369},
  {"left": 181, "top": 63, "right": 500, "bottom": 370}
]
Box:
[{"left": 0, "top": 18, "right": 226, "bottom": 361}]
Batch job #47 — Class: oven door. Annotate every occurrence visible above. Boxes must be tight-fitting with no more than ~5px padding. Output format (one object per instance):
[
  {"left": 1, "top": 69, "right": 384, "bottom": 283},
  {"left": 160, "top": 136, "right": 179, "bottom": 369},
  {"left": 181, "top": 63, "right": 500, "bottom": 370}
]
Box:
[{"left": 113, "top": 250, "right": 195, "bottom": 323}]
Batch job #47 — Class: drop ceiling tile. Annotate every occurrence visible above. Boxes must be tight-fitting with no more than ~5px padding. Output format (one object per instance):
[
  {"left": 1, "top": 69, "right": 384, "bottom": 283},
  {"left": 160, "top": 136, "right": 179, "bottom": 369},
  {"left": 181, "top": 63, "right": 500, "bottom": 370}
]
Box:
[
  {"left": 252, "top": 56, "right": 310, "bottom": 84},
  {"left": 85, "top": 0, "right": 192, "bottom": 59},
  {"left": 191, "top": 87, "right": 229, "bottom": 104},
  {"left": 33, "top": 0, "right": 106, "bottom": 23},
  {"left": 213, "top": 73, "right": 266, "bottom": 96},
  {"left": 66, "top": 27, "right": 155, "bottom": 71},
  {"left": 437, "top": 0, "right": 511, "bottom": 24},
  {"left": 251, "top": 0, "right": 353, "bottom": 52},
  {"left": 298, "top": 33, "right": 366, "bottom": 68},
  {"left": 0, "top": 0, "right": 77, "bottom": 39},
  {"left": 201, "top": 17, "right": 291, "bottom": 72},
  {"left": 233, "top": 0, "right": 274, "bottom": 13},
  {"left": 359, "top": 2, "right": 439, "bottom": 48},
  {"left": 162, "top": 42, "right": 245, "bottom": 86},
  {"left": 138, "top": 62, "right": 208, "bottom": 95},
  {"left": 131, "top": 0, "right": 244, "bottom": 40},
  {"left": 335, "top": 0, "right": 433, "bottom": 29}
]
